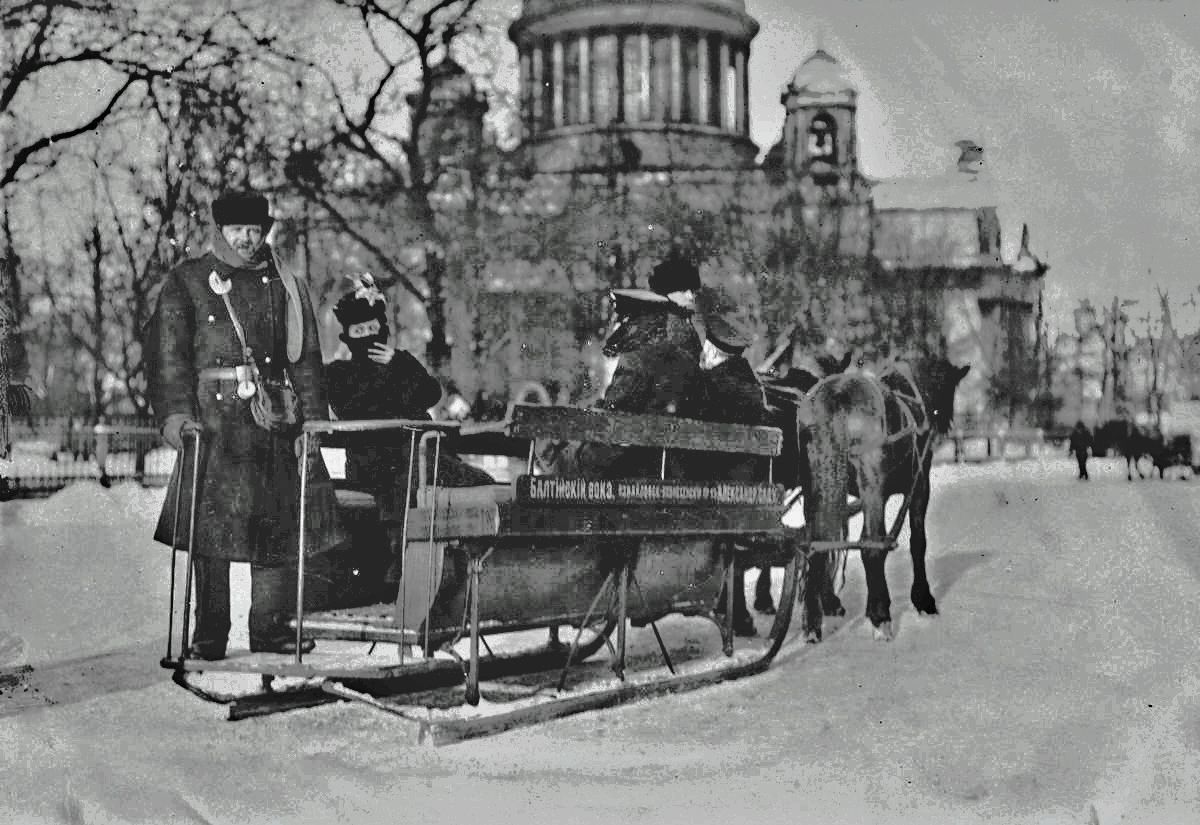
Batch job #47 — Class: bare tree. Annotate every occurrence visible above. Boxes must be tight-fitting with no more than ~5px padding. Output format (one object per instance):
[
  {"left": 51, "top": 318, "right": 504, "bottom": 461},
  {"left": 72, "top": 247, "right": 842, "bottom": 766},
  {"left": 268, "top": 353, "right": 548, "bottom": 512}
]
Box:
[
  {"left": 0, "top": 0, "right": 288, "bottom": 447},
  {"left": 273, "top": 0, "right": 501, "bottom": 371}
]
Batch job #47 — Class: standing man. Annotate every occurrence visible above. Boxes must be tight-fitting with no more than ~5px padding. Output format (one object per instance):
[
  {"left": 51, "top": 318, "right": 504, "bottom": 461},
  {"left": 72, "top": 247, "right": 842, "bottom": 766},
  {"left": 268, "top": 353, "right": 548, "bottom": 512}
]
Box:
[
  {"left": 1068, "top": 420, "right": 1093, "bottom": 481},
  {"left": 145, "top": 190, "right": 342, "bottom": 660}
]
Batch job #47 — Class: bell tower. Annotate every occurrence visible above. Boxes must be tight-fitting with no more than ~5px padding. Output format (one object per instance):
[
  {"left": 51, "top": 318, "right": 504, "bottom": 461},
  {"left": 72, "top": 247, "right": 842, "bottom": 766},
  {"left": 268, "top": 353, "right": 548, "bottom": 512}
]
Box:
[{"left": 779, "top": 50, "right": 860, "bottom": 188}]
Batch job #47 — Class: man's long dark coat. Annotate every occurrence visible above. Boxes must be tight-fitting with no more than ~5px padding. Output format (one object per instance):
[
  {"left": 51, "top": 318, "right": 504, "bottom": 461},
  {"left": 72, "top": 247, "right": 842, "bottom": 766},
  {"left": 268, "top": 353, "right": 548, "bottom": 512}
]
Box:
[
  {"left": 146, "top": 250, "right": 344, "bottom": 564},
  {"left": 572, "top": 307, "right": 705, "bottom": 479}
]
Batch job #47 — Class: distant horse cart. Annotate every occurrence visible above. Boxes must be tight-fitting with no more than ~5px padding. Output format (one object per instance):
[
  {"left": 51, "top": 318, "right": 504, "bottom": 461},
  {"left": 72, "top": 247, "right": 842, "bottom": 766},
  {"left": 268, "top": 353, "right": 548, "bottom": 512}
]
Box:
[
  {"left": 159, "top": 357, "right": 968, "bottom": 742},
  {"left": 1091, "top": 419, "right": 1198, "bottom": 481}
]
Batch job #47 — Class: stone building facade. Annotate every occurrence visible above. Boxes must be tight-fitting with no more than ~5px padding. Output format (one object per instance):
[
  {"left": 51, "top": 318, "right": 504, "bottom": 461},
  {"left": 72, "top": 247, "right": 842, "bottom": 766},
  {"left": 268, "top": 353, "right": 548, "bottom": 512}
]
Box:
[{"left": 405, "top": 0, "right": 1046, "bottom": 423}]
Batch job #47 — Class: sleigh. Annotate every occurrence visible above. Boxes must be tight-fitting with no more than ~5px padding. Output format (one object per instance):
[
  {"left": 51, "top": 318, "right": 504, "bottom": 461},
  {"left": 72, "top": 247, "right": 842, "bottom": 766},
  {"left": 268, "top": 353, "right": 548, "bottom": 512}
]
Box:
[{"left": 158, "top": 405, "right": 827, "bottom": 741}]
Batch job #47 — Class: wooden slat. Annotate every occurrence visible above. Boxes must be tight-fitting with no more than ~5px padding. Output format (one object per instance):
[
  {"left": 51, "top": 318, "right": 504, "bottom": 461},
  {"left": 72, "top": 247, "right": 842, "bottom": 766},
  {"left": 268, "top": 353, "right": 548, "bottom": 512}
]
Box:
[
  {"left": 506, "top": 405, "right": 783, "bottom": 456},
  {"left": 406, "top": 499, "right": 790, "bottom": 541}
]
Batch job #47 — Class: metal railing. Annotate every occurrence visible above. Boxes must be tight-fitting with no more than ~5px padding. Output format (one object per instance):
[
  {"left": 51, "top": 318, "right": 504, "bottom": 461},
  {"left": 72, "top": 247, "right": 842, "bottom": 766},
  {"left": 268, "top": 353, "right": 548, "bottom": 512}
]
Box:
[
  {"left": 945, "top": 427, "right": 1047, "bottom": 463},
  {"left": 0, "top": 416, "right": 172, "bottom": 498}
]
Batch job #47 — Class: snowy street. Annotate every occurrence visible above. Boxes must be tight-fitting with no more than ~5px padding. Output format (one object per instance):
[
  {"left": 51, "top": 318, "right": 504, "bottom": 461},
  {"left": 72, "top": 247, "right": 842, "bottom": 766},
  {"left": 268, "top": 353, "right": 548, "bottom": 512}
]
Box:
[{"left": 1, "top": 456, "right": 1198, "bottom": 824}]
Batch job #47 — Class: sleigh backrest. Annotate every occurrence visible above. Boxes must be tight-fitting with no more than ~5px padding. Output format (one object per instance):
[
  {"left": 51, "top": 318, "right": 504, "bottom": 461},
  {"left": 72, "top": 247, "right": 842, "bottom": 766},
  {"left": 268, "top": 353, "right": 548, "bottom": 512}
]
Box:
[{"left": 505, "top": 404, "right": 783, "bottom": 457}]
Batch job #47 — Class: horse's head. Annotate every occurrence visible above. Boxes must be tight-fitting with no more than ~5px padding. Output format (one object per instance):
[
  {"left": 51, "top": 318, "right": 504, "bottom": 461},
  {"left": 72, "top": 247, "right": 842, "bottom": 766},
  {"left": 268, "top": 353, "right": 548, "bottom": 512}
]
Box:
[{"left": 910, "top": 357, "right": 970, "bottom": 435}]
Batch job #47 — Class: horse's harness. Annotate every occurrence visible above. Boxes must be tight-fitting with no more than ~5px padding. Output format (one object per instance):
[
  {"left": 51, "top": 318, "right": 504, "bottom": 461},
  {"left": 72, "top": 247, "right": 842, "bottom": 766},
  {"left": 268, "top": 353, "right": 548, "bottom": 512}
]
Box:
[{"left": 804, "top": 361, "right": 931, "bottom": 452}]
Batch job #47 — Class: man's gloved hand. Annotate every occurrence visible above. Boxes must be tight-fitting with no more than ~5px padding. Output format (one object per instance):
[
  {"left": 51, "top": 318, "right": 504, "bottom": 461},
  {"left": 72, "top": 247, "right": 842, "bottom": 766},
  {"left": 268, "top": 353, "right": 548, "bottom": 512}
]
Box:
[{"left": 162, "top": 414, "right": 200, "bottom": 451}]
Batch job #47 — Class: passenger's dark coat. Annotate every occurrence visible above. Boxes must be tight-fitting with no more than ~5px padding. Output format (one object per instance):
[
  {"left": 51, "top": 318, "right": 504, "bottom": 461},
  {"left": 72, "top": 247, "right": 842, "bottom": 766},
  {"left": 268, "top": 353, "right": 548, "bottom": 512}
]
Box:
[
  {"left": 326, "top": 351, "right": 494, "bottom": 499},
  {"left": 147, "top": 249, "right": 344, "bottom": 564},
  {"left": 600, "top": 310, "right": 703, "bottom": 417},
  {"left": 572, "top": 301, "right": 705, "bottom": 479},
  {"left": 692, "top": 355, "right": 772, "bottom": 481}
]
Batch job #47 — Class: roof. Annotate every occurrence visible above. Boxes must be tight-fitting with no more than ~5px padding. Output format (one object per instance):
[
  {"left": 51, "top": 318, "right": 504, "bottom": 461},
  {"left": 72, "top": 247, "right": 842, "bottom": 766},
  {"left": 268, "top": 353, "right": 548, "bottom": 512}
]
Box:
[
  {"left": 785, "top": 50, "right": 856, "bottom": 106},
  {"left": 870, "top": 170, "right": 998, "bottom": 211}
]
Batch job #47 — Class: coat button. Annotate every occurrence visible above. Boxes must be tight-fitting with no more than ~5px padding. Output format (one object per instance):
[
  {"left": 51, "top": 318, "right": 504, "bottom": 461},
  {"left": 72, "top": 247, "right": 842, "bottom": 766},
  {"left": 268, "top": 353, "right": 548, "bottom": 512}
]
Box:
[
  {"left": 215, "top": 392, "right": 223, "bottom": 401},
  {"left": 264, "top": 356, "right": 271, "bottom": 364},
  {"left": 261, "top": 275, "right": 269, "bottom": 284},
  {"left": 207, "top": 314, "right": 215, "bottom": 323}
]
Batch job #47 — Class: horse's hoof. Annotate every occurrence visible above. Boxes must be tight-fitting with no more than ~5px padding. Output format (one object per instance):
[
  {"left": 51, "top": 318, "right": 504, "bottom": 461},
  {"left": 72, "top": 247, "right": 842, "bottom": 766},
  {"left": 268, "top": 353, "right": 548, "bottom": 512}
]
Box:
[
  {"left": 754, "top": 599, "right": 777, "bottom": 615},
  {"left": 912, "top": 591, "right": 939, "bottom": 615},
  {"left": 822, "top": 601, "right": 846, "bottom": 618},
  {"left": 803, "top": 629, "right": 822, "bottom": 644},
  {"left": 872, "top": 622, "right": 894, "bottom": 642}
]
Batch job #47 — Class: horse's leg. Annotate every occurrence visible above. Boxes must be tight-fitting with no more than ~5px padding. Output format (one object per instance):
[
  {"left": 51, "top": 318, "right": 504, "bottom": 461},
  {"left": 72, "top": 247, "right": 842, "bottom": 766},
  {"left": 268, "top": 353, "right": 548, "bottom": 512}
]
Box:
[
  {"left": 801, "top": 549, "right": 826, "bottom": 644},
  {"left": 821, "top": 550, "right": 846, "bottom": 617},
  {"left": 802, "top": 431, "right": 846, "bottom": 644},
  {"left": 856, "top": 447, "right": 892, "bottom": 641},
  {"left": 754, "top": 564, "right": 776, "bottom": 614},
  {"left": 1126, "top": 454, "right": 1133, "bottom": 482},
  {"left": 908, "top": 459, "right": 938, "bottom": 616}
]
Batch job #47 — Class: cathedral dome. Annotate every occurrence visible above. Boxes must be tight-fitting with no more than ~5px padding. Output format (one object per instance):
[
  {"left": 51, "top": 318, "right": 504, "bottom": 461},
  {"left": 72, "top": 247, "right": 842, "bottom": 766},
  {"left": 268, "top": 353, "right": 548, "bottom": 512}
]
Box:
[
  {"left": 512, "top": 0, "right": 757, "bottom": 42},
  {"left": 508, "top": 0, "right": 760, "bottom": 173},
  {"left": 785, "top": 50, "right": 856, "bottom": 108}
]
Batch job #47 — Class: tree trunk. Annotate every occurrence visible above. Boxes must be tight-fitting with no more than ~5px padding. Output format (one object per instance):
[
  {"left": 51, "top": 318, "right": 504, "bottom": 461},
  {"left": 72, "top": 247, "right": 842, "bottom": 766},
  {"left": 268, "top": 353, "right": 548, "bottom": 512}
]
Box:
[{"left": 424, "top": 248, "right": 451, "bottom": 373}]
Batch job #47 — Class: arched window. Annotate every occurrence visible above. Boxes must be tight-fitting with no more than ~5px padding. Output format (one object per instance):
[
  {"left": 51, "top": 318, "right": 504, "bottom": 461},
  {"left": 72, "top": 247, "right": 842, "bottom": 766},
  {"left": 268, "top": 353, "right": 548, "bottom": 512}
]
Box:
[{"left": 807, "top": 112, "right": 837, "bottom": 163}]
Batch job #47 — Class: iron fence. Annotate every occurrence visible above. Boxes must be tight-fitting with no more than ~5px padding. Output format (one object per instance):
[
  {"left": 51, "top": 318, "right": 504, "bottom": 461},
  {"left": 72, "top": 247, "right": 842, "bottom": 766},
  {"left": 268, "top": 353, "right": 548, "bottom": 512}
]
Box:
[{"left": 0, "top": 416, "right": 174, "bottom": 499}]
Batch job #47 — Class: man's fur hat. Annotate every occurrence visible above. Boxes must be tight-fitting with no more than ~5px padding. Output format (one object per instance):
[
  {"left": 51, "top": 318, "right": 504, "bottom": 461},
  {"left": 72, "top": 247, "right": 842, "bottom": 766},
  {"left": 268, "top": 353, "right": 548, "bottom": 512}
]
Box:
[
  {"left": 648, "top": 249, "right": 701, "bottom": 296},
  {"left": 211, "top": 191, "right": 274, "bottom": 231},
  {"left": 333, "top": 273, "right": 388, "bottom": 328}
]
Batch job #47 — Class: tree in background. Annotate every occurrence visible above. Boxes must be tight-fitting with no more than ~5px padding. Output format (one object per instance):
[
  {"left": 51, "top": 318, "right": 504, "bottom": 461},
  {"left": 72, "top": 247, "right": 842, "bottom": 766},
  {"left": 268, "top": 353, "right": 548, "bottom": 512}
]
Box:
[
  {"left": 2, "top": 0, "right": 298, "bottom": 424},
  {"left": 269, "top": 0, "right": 500, "bottom": 373}
]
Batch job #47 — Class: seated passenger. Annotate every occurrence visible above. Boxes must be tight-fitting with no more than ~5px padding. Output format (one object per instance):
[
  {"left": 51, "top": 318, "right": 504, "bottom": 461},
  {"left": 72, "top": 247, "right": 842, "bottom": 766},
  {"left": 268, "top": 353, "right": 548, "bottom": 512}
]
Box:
[
  {"left": 326, "top": 273, "right": 494, "bottom": 505},
  {"left": 558, "top": 252, "right": 707, "bottom": 479}
]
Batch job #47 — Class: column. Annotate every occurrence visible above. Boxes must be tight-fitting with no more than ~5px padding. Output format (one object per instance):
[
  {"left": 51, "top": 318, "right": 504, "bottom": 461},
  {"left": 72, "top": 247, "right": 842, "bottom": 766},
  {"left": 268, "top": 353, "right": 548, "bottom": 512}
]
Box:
[
  {"left": 579, "top": 35, "right": 591, "bottom": 124},
  {"left": 718, "top": 40, "right": 730, "bottom": 130},
  {"left": 734, "top": 47, "right": 746, "bottom": 135},
  {"left": 531, "top": 44, "right": 544, "bottom": 134},
  {"left": 552, "top": 39, "right": 565, "bottom": 128},
  {"left": 520, "top": 49, "right": 533, "bottom": 139},
  {"left": 697, "top": 34, "right": 709, "bottom": 125},
  {"left": 670, "top": 33, "right": 682, "bottom": 122},
  {"left": 640, "top": 32, "right": 651, "bottom": 122}
]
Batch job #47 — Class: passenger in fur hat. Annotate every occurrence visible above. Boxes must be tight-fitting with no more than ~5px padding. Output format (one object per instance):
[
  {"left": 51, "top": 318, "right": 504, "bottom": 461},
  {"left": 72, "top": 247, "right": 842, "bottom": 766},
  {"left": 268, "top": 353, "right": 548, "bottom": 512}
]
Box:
[
  {"left": 648, "top": 248, "right": 702, "bottom": 312},
  {"left": 325, "top": 274, "right": 494, "bottom": 599}
]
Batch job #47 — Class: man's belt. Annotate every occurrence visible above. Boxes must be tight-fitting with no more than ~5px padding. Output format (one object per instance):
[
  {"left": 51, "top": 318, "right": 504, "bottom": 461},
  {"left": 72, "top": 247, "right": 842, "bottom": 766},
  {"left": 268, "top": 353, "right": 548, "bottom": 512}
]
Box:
[{"left": 198, "top": 367, "right": 241, "bottom": 381}]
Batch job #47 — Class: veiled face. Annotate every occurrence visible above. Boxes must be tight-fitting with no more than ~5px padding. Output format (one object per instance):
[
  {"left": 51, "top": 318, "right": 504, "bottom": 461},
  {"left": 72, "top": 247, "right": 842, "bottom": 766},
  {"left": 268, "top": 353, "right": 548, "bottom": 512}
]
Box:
[{"left": 347, "top": 318, "right": 382, "bottom": 339}]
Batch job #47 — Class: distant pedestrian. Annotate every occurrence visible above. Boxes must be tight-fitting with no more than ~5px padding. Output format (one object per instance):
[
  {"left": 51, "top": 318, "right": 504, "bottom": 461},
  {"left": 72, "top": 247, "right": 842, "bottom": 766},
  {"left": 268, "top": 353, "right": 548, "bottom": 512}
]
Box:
[{"left": 1068, "top": 420, "right": 1092, "bottom": 480}]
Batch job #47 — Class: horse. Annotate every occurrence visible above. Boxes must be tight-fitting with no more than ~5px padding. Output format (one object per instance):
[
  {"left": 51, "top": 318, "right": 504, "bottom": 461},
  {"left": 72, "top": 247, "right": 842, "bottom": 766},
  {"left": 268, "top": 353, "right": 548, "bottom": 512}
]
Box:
[
  {"left": 798, "top": 356, "right": 970, "bottom": 642},
  {"left": 1092, "top": 419, "right": 1163, "bottom": 481}
]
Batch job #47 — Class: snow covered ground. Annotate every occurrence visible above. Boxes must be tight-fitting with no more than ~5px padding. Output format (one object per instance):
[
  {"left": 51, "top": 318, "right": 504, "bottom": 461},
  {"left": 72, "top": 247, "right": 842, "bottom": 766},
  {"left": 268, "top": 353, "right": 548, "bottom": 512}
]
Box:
[{"left": 1, "top": 454, "right": 1199, "bottom": 824}]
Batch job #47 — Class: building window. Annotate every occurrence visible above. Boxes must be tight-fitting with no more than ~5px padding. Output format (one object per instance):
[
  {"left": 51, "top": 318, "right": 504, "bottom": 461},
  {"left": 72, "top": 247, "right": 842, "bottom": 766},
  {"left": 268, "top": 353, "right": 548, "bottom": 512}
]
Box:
[{"left": 807, "top": 112, "right": 837, "bottom": 162}]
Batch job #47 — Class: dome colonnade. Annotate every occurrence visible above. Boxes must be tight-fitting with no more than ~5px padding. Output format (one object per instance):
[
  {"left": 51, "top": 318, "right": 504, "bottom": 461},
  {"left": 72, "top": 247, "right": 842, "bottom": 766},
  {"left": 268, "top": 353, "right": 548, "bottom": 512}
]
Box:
[{"left": 509, "top": 0, "right": 760, "bottom": 172}]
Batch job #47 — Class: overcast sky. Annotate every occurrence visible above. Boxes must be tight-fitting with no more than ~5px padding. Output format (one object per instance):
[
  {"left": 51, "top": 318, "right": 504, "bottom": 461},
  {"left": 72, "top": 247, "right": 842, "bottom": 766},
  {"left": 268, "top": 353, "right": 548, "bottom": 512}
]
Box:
[{"left": 744, "top": 0, "right": 1199, "bottom": 336}]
